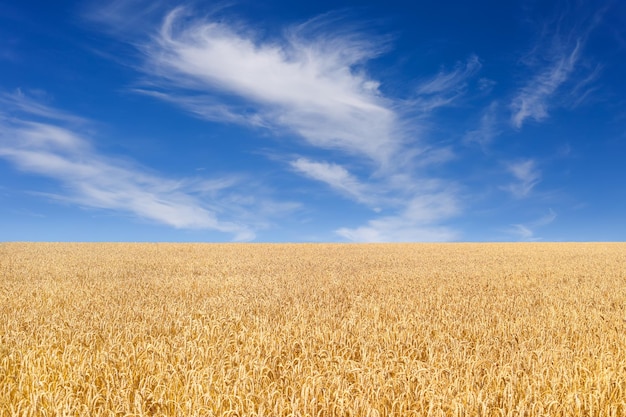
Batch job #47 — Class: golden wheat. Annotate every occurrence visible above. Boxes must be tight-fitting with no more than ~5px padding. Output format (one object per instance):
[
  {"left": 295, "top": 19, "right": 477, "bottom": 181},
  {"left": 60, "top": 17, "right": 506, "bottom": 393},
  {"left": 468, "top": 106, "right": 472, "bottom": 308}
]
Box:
[{"left": 1, "top": 243, "right": 625, "bottom": 416}]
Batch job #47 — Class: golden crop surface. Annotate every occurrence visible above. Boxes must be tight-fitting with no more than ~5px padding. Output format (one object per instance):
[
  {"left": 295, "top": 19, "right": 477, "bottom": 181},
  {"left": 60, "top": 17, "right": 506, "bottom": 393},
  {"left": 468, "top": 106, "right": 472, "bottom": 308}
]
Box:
[{"left": 1, "top": 243, "right": 625, "bottom": 416}]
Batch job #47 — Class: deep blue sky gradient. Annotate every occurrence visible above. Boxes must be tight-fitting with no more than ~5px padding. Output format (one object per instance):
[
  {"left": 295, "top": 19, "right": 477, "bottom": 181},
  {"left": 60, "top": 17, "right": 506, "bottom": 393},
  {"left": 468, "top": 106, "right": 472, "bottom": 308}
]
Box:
[{"left": 1, "top": 0, "right": 624, "bottom": 241}]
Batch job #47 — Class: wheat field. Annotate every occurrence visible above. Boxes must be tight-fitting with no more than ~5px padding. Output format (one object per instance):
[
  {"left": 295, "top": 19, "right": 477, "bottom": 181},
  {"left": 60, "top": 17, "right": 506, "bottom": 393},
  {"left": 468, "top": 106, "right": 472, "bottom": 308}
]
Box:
[{"left": 1, "top": 243, "right": 625, "bottom": 416}]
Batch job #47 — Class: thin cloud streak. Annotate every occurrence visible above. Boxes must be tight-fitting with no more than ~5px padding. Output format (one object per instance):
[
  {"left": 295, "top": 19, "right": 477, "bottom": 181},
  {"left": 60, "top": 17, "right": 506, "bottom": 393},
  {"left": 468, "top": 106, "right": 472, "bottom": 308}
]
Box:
[
  {"left": 412, "top": 55, "right": 481, "bottom": 113},
  {"left": 464, "top": 101, "right": 501, "bottom": 146},
  {"left": 290, "top": 158, "right": 375, "bottom": 206},
  {"left": 416, "top": 55, "right": 481, "bottom": 95},
  {"left": 503, "top": 159, "right": 541, "bottom": 199},
  {"left": 508, "top": 209, "right": 557, "bottom": 241},
  {"left": 510, "top": 4, "right": 607, "bottom": 129},
  {"left": 511, "top": 39, "right": 582, "bottom": 128},
  {"left": 0, "top": 90, "right": 89, "bottom": 125},
  {"left": 0, "top": 96, "right": 301, "bottom": 241}
]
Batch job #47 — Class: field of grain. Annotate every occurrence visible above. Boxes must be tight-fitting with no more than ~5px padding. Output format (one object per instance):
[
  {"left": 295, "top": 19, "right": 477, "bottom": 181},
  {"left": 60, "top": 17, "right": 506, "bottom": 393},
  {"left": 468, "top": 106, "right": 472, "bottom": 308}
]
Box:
[{"left": 1, "top": 243, "right": 625, "bottom": 416}]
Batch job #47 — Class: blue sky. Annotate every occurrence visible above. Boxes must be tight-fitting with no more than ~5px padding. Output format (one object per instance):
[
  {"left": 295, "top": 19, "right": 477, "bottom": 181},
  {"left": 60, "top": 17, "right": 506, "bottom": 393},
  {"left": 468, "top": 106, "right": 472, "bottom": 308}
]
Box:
[{"left": 0, "top": 0, "right": 624, "bottom": 242}]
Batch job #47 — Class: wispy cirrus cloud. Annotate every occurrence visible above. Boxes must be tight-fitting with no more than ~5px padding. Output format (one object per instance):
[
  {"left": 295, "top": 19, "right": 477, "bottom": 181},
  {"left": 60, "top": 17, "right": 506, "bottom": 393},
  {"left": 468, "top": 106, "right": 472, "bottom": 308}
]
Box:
[
  {"left": 0, "top": 90, "right": 89, "bottom": 125},
  {"left": 117, "top": 7, "right": 480, "bottom": 165},
  {"left": 131, "top": 89, "right": 269, "bottom": 127},
  {"left": 510, "top": 5, "right": 606, "bottom": 129},
  {"left": 416, "top": 55, "right": 481, "bottom": 95},
  {"left": 0, "top": 93, "right": 298, "bottom": 240},
  {"left": 564, "top": 63, "right": 603, "bottom": 109},
  {"left": 464, "top": 101, "right": 501, "bottom": 146},
  {"left": 502, "top": 159, "right": 541, "bottom": 199},
  {"left": 412, "top": 55, "right": 481, "bottom": 112},
  {"left": 86, "top": 3, "right": 482, "bottom": 242},
  {"left": 510, "top": 39, "right": 582, "bottom": 128},
  {"left": 290, "top": 158, "right": 376, "bottom": 207},
  {"left": 290, "top": 156, "right": 464, "bottom": 241},
  {"left": 135, "top": 8, "right": 399, "bottom": 164},
  {"left": 507, "top": 209, "right": 556, "bottom": 241}
]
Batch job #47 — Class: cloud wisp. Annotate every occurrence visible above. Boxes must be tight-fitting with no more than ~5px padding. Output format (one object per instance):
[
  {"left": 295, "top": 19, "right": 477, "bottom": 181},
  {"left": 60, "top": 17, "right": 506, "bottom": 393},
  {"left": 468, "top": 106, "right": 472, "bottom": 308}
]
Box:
[
  {"left": 464, "top": 101, "right": 501, "bottom": 147},
  {"left": 502, "top": 159, "right": 542, "bottom": 199},
  {"left": 412, "top": 55, "right": 482, "bottom": 113},
  {"left": 510, "top": 39, "right": 582, "bottom": 128},
  {"left": 508, "top": 209, "right": 557, "bottom": 241},
  {"left": 510, "top": 4, "right": 606, "bottom": 129},
  {"left": 0, "top": 94, "right": 299, "bottom": 241},
  {"left": 416, "top": 55, "right": 481, "bottom": 95},
  {"left": 290, "top": 158, "right": 376, "bottom": 207}
]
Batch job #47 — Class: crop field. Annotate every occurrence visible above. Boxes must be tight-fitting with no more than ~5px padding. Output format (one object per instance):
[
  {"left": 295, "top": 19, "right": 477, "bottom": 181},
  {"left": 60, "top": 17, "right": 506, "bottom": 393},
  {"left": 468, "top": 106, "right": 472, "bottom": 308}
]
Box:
[{"left": 1, "top": 243, "right": 625, "bottom": 416}]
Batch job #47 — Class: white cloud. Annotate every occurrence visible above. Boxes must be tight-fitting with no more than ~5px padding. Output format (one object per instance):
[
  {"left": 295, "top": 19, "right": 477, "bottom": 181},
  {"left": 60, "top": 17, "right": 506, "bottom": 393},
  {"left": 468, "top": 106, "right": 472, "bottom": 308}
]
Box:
[
  {"left": 509, "top": 3, "right": 606, "bottom": 130},
  {"left": 290, "top": 158, "right": 374, "bottom": 206},
  {"left": 136, "top": 8, "right": 399, "bottom": 163},
  {"left": 336, "top": 191, "right": 460, "bottom": 242},
  {"left": 413, "top": 146, "right": 456, "bottom": 167},
  {"left": 508, "top": 209, "right": 556, "bottom": 241},
  {"left": 137, "top": 8, "right": 466, "bottom": 240},
  {"left": 416, "top": 55, "right": 481, "bottom": 95},
  {"left": 336, "top": 221, "right": 458, "bottom": 242},
  {"left": 509, "top": 224, "right": 535, "bottom": 240},
  {"left": 0, "top": 96, "right": 301, "bottom": 241},
  {"left": 412, "top": 55, "right": 481, "bottom": 112},
  {"left": 131, "top": 89, "right": 269, "bottom": 128},
  {"left": 0, "top": 90, "right": 88, "bottom": 125},
  {"left": 510, "top": 39, "right": 582, "bottom": 128},
  {"left": 464, "top": 101, "right": 500, "bottom": 146},
  {"left": 477, "top": 77, "right": 496, "bottom": 93},
  {"left": 565, "top": 63, "right": 602, "bottom": 109},
  {"left": 88, "top": 5, "right": 469, "bottom": 241},
  {"left": 81, "top": 0, "right": 168, "bottom": 37},
  {"left": 503, "top": 159, "right": 541, "bottom": 198}
]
